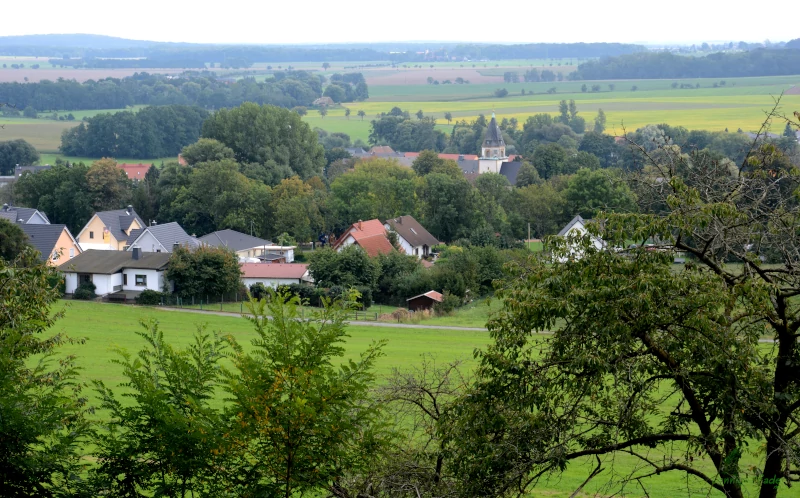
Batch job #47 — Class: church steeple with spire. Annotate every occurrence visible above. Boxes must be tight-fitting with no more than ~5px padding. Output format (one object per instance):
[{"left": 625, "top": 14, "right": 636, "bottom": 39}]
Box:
[{"left": 479, "top": 112, "right": 508, "bottom": 174}]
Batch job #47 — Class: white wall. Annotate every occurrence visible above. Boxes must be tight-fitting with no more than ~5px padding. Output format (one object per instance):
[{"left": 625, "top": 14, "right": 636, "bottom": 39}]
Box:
[
  {"left": 129, "top": 231, "right": 165, "bottom": 253},
  {"left": 90, "top": 273, "right": 123, "bottom": 296},
  {"left": 336, "top": 235, "right": 356, "bottom": 251},
  {"left": 64, "top": 273, "right": 78, "bottom": 293},
  {"left": 122, "top": 269, "right": 164, "bottom": 292},
  {"left": 79, "top": 242, "right": 116, "bottom": 251},
  {"left": 243, "top": 277, "right": 302, "bottom": 289}
]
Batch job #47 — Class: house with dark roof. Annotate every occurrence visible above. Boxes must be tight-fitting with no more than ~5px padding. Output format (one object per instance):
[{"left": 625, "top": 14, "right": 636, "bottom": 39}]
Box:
[
  {"left": 0, "top": 203, "right": 50, "bottom": 224},
  {"left": 384, "top": 215, "right": 439, "bottom": 259},
  {"left": 333, "top": 219, "right": 394, "bottom": 257},
  {"left": 126, "top": 222, "right": 200, "bottom": 253},
  {"left": 21, "top": 224, "right": 82, "bottom": 265},
  {"left": 556, "top": 215, "right": 605, "bottom": 261},
  {"left": 241, "top": 263, "right": 312, "bottom": 288},
  {"left": 199, "top": 229, "right": 276, "bottom": 260},
  {"left": 60, "top": 248, "right": 172, "bottom": 296},
  {"left": 76, "top": 205, "right": 145, "bottom": 251}
]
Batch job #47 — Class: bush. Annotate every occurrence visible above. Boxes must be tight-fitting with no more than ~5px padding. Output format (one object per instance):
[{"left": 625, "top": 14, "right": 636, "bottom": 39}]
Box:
[
  {"left": 135, "top": 289, "right": 165, "bottom": 305},
  {"left": 73, "top": 281, "right": 96, "bottom": 300},
  {"left": 249, "top": 282, "right": 268, "bottom": 300},
  {"left": 355, "top": 286, "right": 373, "bottom": 309},
  {"left": 293, "top": 248, "right": 307, "bottom": 262},
  {"left": 434, "top": 291, "right": 462, "bottom": 315}
]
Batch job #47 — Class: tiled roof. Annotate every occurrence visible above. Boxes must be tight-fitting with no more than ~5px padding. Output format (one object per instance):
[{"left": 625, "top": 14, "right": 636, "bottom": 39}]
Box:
[
  {"left": 118, "top": 163, "right": 152, "bottom": 180},
  {"left": 406, "top": 290, "right": 443, "bottom": 303},
  {"left": 128, "top": 222, "right": 199, "bottom": 252},
  {"left": 499, "top": 161, "right": 523, "bottom": 185},
  {"left": 0, "top": 204, "right": 49, "bottom": 224},
  {"left": 403, "top": 152, "right": 479, "bottom": 161},
  {"left": 385, "top": 215, "right": 439, "bottom": 249},
  {"left": 355, "top": 234, "right": 395, "bottom": 257},
  {"left": 334, "top": 219, "right": 386, "bottom": 248},
  {"left": 199, "top": 229, "right": 273, "bottom": 252},
  {"left": 94, "top": 207, "right": 145, "bottom": 241},
  {"left": 59, "top": 249, "right": 170, "bottom": 273},
  {"left": 241, "top": 263, "right": 308, "bottom": 279},
  {"left": 557, "top": 215, "right": 587, "bottom": 237},
  {"left": 21, "top": 224, "right": 74, "bottom": 262}
]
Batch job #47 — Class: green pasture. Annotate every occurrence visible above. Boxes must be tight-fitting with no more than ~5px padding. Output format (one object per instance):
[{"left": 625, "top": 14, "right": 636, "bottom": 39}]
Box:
[{"left": 43, "top": 299, "right": 775, "bottom": 496}]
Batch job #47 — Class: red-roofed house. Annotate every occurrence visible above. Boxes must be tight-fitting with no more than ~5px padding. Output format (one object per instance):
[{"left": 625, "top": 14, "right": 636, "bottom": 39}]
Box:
[
  {"left": 332, "top": 219, "right": 395, "bottom": 257},
  {"left": 118, "top": 163, "right": 152, "bottom": 181},
  {"left": 403, "top": 152, "right": 479, "bottom": 161},
  {"left": 240, "top": 263, "right": 312, "bottom": 288},
  {"left": 407, "top": 290, "right": 443, "bottom": 311}
]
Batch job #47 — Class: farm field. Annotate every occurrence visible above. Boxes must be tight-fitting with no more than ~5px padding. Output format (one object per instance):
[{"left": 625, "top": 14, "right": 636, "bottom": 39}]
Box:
[
  {"left": 306, "top": 75, "right": 800, "bottom": 142},
  {"left": 46, "top": 299, "right": 769, "bottom": 497}
]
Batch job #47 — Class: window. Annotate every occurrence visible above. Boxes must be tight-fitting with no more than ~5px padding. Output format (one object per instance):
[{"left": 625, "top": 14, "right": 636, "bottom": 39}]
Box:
[
  {"left": 89, "top": 231, "right": 94, "bottom": 239},
  {"left": 135, "top": 274, "right": 147, "bottom": 286},
  {"left": 123, "top": 274, "right": 128, "bottom": 286},
  {"left": 69, "top": 248, "right": 75, "bottom": 258}
]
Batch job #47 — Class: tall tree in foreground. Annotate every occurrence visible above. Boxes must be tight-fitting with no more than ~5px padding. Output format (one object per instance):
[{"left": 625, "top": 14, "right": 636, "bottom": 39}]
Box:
[
  {"left": 0, "top": 249, "right": 91, "bottom": 496},
  {"left": 446, "top": 112, "right": 800, "bottom": 498},
  {"left": 223, "top": 291, "right": 388, "bottom": 497}
]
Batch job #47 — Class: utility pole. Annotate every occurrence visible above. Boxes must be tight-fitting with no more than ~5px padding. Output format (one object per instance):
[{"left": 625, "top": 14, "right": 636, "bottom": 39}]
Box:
[{"left": 528, "top": 223, "right": 531, "bottom": 245}]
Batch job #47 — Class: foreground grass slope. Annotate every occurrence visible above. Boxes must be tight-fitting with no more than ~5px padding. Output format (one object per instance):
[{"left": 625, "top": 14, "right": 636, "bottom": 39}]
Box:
[{"left": 46, "top": 299, "right": 771, "bottom": 497}]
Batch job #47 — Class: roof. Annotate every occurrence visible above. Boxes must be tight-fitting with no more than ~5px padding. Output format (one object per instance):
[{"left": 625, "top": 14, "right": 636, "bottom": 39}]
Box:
[
  {"left": 499, "top": 161, "right": 523, "bottom": 185},
  {"left": 369, "top": 145, "right": 400, "bottom": 156},
  {"left": 335, "top": 219, "right": 387, "bottom": 246},
  {"left": 93, "top": 207, "right": 145, "bottom": 242},
  {"left": 557, "top": 215, "right": 588, "bottom": 237},
  {"left": 406, "top": 290, "right": 443, "bottom": 303},
  {"left": 458, "top": 160, "right": 480, "bottom": 174},
  {"left": 59, "top": 249, "right": 171, "bottom": 273},
  {"left": 128, "top": 222, "right": 199, "bottom": 251},
  {"left": 21, "top": 224, "right": 74, "bottom": 262},
  {"left": 1, "top": 204, "right": 49, "bottom": 224},
  {"left": 404, "top": 152, "right": 479, "bottom": 161},
  {"left": 258, "top": 253, "right": 286, "bottom": 261},
  {"left": 355, "top": 234, "right": 395, "bottom": 257},
  {"left": 483, "top": 112, "right": 505, "bottom": 148},
  {"left": 241, "top": 263, "right": 308, "bottom": 279},
  {"left": 118, "top": 163, "right": 152, "bottom": 180},
  {"left": 385, "top": 215, "right": 439, "bottom": 249},
  {"left": 199, "top": 229, "right": 273, "bottom": 252}
]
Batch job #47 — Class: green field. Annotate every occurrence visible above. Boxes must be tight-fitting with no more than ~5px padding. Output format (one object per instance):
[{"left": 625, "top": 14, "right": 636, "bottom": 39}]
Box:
[
  {"left": 43, "top": 300, "right": 771, "bottom": 497},
  {"left": 307, "top": 75, "right": 800, "bottom": 142}
]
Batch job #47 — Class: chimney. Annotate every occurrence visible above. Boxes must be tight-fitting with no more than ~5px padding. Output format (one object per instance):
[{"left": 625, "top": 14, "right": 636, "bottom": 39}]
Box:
[
  {"left": 358, "top": 220, "right": 363, "bottom": 231},
  {"left": 132, "top": 247, "right": 141, "bottom": 260},
  {"left": 458, "top": 155, "right": 464, "bottom": 161},
  {"left": 397, "top": 217, "right": 402, "bottom": 224},
  {"left": 2, "top": 203, "right": 8, "bottom": 211},
  {"left": 173, "top": 242, "right": 180, "bottom": 251},
  {"left": 151, "top": 220, "right": 157, "bottom": 226}
]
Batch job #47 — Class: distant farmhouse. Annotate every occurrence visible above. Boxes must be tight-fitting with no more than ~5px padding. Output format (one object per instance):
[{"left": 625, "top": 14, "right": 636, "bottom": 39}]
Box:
[
  {"left": 384, "top": 215, "right": 439, "bottom": 258},
  {"left": 76, "top": 206, "right": 145, "bottom": 251}
]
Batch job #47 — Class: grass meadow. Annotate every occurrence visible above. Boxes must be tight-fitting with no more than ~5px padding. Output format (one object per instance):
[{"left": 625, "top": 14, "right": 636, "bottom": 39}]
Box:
[{"left": 44, "top": 299, "right": 774, "bottom": 497}]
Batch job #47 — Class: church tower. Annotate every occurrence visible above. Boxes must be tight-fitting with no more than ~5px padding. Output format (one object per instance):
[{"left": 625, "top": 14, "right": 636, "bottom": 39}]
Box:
[{"left": 478, "top": 112, "right": 507, "bottom": 174}]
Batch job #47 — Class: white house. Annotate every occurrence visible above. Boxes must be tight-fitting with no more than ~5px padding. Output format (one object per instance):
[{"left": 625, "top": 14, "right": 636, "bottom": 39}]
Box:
[
  {"left": 60, "top": 248, "right": 172, "bottom": 296},
  {"left": 384, "top": 215, "right": 439, "bottom": 259},
  {"left": 241, "top": 263, "right": 312, "bottom": 289},
  {"left": 555, "top": 215, "right": 605, "bottom": 261}
]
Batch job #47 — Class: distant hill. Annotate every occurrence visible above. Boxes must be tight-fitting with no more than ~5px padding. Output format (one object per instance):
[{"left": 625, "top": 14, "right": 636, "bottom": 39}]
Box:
[{"left": 0, "top": 34, "right": 170, "bottom": 49}]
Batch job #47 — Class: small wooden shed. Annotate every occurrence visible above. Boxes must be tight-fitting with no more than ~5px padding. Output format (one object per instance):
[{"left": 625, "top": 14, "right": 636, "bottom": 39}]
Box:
[{"left": 406, "top": 290, "right": 443, "bottom": 311}]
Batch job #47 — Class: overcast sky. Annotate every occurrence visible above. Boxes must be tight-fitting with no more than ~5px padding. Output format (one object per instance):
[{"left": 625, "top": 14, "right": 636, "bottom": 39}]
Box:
[{"left": 4, "top": 1, "right": 796, "bottom": 45}]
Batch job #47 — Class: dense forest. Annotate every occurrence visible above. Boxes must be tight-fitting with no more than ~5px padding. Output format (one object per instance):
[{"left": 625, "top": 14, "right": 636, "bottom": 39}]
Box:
[
  {"left": 59, "top": 105, "right": 208, "bottom": 158},
  {"left": 570, "top": 48, "right": 800, "bottom": 79},
  {"left": 0, "top": 70, "right": 366, "bottom": 111}
]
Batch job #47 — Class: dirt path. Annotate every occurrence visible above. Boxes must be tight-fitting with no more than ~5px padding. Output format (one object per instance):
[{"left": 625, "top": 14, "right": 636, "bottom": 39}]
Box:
[{"left": 151, "top": 305, "right": 488, "bottom": 331}]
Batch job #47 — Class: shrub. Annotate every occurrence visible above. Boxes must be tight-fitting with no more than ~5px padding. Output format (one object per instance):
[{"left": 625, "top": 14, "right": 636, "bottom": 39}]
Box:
[
  {"left": 249, "top": 282, "right": 268, "bottom": 300},
  {"left": 73, "top": 281, "right": 96, "bottom": 300},
  {"left": 135, "top": 289, "right": 165, "bottom": 305},
  {"left": 434, "top": 291, "right": 462, "bottom": 315}
]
